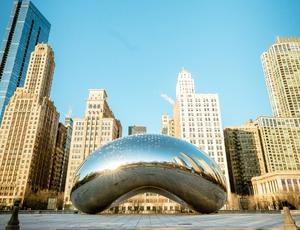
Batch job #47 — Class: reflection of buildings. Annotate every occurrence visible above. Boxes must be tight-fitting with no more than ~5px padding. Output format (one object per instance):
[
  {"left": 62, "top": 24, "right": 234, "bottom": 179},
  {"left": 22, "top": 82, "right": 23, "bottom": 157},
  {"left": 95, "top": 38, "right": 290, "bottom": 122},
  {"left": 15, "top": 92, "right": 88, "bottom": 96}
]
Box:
[
  {"left": 0, "top": 44, "right": 59, "bottom": 207},
  {"left": 128, "top": 125, "right": 146, "bottom": 135},
  {"left": 120, "top": 124, "right": 183, "bottom": 214},
  {"left": 64, "top": 89, "right": 122, "bottom": 208},
  {"left": 112, "top": 193, "right": 183, "bottom": 214},
  {"left": 0, "top": 0, "right": 50, "bottom": 122},
  {"left": 172, "top": 68, "right": 230, "bottom": 190},
  {"left": 72, "top": 134, "right": 226, "bottom": 214},
  {"left": 224, "top": 37, "right": 300, "bottom": 208},
  {"left": 161, "top": 114, "right": 175, "bottom": 136}
]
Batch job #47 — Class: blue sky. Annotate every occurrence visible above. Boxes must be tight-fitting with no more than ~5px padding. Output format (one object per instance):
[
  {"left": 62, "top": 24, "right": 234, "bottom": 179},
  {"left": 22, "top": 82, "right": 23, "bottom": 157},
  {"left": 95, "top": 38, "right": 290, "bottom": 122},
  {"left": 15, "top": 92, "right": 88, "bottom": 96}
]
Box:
[{"left": 1, "top": 0, "right": 300, "bottom": 135}]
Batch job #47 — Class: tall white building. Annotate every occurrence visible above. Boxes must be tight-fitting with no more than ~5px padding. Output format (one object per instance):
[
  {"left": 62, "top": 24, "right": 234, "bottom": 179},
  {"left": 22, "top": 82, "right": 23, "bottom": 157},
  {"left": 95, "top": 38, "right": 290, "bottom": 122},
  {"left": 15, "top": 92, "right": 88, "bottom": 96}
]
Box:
[
  {"left": 64, "top": 89, "right": 122, "bottom": 208},
  {"left": 261, "top": 37, "right": 300, "bottom": 118},
  {"left": 249, "top": 37, "right": 300, "bottom": 205},
  {"left": 173, "top": 68, "right": 230, "bottom": 190}
]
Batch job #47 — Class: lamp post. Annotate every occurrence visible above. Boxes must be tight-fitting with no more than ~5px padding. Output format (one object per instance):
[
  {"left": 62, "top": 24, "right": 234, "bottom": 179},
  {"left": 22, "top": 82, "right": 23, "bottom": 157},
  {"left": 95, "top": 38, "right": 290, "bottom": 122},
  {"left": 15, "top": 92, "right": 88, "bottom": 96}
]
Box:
[{"left": 5, "top": 199, "right": 21, "bottom": 230}]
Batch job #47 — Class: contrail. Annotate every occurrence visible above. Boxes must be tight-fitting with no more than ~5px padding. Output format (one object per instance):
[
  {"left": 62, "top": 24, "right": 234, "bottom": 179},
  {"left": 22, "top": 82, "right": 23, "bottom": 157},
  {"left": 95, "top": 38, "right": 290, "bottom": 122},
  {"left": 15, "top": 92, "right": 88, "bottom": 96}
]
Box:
[{"left": 161, "top": 93, "right": 175, "bottom": 105}]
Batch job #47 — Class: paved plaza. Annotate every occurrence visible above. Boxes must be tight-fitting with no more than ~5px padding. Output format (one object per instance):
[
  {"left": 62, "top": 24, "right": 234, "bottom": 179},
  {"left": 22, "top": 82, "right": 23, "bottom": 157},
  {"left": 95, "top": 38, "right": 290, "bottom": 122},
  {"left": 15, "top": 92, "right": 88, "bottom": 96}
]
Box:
[{"left": 0, "top": 213, "right": 300, "bottom": 229}]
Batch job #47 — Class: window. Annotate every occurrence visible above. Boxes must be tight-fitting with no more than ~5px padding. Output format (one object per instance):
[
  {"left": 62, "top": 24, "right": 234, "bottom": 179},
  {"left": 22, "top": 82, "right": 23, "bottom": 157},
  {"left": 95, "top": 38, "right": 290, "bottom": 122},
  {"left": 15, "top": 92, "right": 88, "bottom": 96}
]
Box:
[{"left": 281, "top": 179, "right": 287, "bottom": 191}]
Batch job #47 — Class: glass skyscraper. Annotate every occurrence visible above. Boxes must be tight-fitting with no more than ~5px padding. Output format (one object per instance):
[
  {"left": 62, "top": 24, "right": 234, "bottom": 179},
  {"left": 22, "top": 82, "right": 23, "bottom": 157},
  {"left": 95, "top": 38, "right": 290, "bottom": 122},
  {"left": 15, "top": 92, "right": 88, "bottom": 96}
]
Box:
[{"left": 0, "top": 0, "right": 50, "bottom": 122}]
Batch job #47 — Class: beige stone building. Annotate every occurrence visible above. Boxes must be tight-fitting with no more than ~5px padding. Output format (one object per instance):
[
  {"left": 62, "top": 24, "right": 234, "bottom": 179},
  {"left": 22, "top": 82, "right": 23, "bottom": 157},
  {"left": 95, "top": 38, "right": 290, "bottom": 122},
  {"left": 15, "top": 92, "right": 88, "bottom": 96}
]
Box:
[
  {"left": 161, "top": 114, "right": 175, "bottom": 136},
  {"left": 252, "top": 171, "right": 300, "bottom": 209},
  {"left": 261, "top": 37, "right": 300, "bottom": 118},
  {"left": 224, "top": 121, "right": 264, "bottom": 195},
  {"left": 63, "top": 89, "right": 122, "bottom": 208},
  {"left": 0, "top": 44, "right": 59, "bottom": 207},
  {"left": 256, "top": 117, "right": 300, "bottom": 172}
]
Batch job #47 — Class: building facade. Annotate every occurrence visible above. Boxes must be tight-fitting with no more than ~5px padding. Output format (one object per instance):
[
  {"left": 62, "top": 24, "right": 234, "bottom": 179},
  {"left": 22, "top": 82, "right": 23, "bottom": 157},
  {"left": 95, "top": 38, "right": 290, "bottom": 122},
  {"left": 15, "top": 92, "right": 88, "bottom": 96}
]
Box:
[
  {"left": 0, "top": 0, "right": 50, "bottom": 122},
  {"left": 161, "top": 114, "right": 175, "bottom": 136},
  {"left": 224, "top": 121, "right": 265, "bottom": 195},
  {"left": 0, "top": 44, "right": 59, "bottom": 207},
  {"left": 249, "top": 37, "right": 300, "bottom": 206},
  {"left": 252, "top": 171, "right": 300, "bottom": 209},
  {"left": 63, "top": 89, "right": 122, "bottom": 208},
  {"left": 173, "top": 68, "right": 230, "bottom": 190},
  {"left": 225, "top": 117, "right": 300, "bottom": 194},
  {"left": 261, "top": 37, "right": 300, "bottom": 118},
  {"left": 60, "top": 117, "right": 73, "bottom": 193},
  {"left": 128, "top": 125, "right": 146, "bottom": 135},
  {"left": 49, "top": 123, "right": 67, "bottom": 192},
  {"left": 256, "top": 117, "right": 300, "bottom": 173}
]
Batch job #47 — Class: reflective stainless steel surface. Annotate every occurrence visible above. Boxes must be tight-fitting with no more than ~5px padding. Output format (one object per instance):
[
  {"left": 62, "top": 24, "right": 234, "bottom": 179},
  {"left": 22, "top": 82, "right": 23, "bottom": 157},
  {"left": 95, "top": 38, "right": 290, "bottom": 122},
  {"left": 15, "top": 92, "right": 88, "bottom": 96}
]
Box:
[{"left": 70, "top": 134, "right": 227, "bottom": 214}]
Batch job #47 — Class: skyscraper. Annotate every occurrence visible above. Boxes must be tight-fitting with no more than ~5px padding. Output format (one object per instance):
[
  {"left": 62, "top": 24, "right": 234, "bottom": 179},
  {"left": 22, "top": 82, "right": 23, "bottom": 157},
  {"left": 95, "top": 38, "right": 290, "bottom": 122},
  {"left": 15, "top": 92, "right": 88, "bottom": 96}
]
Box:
[
  {"left": 0, "top": 44, "right": 59, "bottom": 207},
  {"left": 221, "top": 37, "right": 300, "bottom": 208},
  {"left": 0, "top": 0, "right": 50, "bottom": 122},
  {"left": 241, "top": 37, "right": 300, "bottom": 207},
  {"left": 64, "top": 89, "right": 122, "bottom": 208},
  {"left": 261, "top": 37, "right": 300, "bottom": 118},
  {"left": 128, "top": 125, "right": 146, "bottom": 135},
  {"left": 173, "top": 68, "right": 230, "bottom": 190}
]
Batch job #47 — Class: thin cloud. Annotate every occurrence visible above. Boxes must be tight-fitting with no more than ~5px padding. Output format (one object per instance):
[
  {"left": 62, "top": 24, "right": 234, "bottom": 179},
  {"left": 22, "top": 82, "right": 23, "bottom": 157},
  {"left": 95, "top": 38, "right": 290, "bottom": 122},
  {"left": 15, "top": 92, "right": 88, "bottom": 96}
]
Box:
[
  {"left": 161, "top": 93, "right": 175, "bottom": 105},
  {"left": 107, "top": 28, "right": 138, "bottom": 52}
]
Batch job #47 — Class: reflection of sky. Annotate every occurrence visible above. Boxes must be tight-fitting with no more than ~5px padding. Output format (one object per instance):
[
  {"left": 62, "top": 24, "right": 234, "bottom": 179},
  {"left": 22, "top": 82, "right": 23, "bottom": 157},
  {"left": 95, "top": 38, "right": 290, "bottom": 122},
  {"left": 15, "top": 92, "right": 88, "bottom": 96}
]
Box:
[{"left": 77, "top": 134, "right": 224, "bottom": 184}]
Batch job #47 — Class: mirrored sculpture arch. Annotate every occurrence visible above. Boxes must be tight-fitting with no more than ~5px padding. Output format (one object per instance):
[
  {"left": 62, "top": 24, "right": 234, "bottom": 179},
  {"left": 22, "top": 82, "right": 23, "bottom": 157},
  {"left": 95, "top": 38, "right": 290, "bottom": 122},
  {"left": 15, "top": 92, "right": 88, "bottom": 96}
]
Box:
[{"left": 70, "top": 134, "right": 227, "bottom": 214}]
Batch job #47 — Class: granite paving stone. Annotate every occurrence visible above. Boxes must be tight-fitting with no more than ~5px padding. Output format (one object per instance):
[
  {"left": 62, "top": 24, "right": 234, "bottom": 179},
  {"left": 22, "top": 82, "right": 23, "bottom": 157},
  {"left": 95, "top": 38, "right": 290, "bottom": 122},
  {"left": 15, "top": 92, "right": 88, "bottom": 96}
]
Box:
[{"left": 0, "top": 213, "right": 299, "bottom": 229}]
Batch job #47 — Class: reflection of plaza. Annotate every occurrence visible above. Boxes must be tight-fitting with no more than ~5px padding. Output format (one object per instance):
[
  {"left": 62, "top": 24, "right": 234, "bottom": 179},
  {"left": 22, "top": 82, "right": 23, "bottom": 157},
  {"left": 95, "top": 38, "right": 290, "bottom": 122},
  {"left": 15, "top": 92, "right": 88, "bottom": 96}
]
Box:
[{"left": 109, "top": 192, "right": 190, "bottom": 214}]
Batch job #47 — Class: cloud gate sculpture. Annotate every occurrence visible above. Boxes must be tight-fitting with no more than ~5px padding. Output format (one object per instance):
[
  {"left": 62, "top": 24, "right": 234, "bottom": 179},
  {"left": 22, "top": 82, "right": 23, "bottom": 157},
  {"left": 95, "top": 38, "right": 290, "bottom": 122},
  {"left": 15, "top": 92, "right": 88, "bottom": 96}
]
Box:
[{"left": 70, "top": 134, "right": 227, "bottom": 214}]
